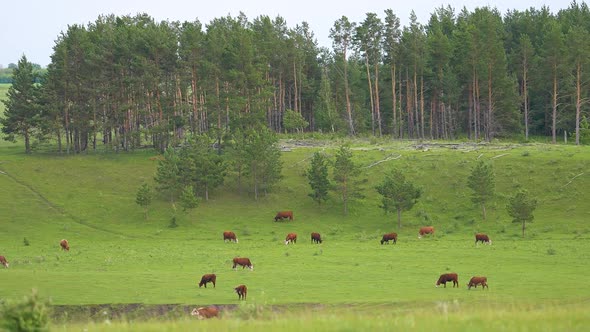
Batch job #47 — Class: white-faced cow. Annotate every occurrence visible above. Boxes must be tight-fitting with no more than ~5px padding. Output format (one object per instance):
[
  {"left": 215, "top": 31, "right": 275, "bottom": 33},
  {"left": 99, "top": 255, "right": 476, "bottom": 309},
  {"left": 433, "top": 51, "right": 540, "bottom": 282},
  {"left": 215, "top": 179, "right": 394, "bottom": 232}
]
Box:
[
  {"left": 418, "top": 226, "right": 435, "bottom": 239},
  {"left": 274, "top": 211, "right": 294, "bottom": 221},
  {"left": 0, "top": 255, "right": 8, "bottom": 268},
  {"left": 60, "top": 239, "right": 70, "bottom": 251},
  {"left": 285, "top": 233, "right": 297, "bottom": 245},
  {"left": 191, "top": 306, "right": 219, "bottom": 319},
  {"left": 223, "top": 231, "right": 238, "bottom": 243},
  {"left": 436, "top": 273, "right": 459, "bottom": 288},
  {"left": 380, "top": 232, "right": 398, "bottom": 245},
  {"left": 311, "top": 232, "right": 322, "bottom": 244},
  {"left": 232, "top": 257, "right": 253, "bottom": 270},
  {"left": 475, "top": 233, "right": 492, "bottom": 245}
]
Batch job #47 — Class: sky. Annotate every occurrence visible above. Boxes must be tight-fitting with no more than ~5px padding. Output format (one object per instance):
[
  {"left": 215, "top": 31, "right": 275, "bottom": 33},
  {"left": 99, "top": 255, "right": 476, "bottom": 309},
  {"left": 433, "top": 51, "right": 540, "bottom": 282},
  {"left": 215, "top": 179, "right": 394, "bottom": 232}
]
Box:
[{"left": 1, "top": 0, "right": 576, "bottom": 68}]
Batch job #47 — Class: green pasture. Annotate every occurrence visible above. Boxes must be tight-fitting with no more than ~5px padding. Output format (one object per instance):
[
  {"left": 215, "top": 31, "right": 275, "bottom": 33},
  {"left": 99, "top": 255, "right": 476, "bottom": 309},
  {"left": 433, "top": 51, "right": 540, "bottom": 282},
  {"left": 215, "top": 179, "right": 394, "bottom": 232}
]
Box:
[{"left": 1, "top": 127, "right": 589, "bottom": 329}]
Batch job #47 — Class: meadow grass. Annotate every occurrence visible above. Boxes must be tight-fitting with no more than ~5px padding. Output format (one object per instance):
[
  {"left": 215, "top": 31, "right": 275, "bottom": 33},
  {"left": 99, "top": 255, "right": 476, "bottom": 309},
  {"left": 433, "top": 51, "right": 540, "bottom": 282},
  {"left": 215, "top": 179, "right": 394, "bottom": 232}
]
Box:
[{"left": 1, "top": 119, "right": 589, "bottom": 329}]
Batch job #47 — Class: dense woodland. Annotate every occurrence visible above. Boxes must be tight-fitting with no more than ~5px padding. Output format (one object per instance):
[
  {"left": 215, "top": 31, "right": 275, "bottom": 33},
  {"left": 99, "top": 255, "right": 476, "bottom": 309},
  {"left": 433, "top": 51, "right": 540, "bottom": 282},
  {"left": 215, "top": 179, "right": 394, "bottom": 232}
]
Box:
[{"left": 4, "top": 2, "right": 590, "bottom": 154}]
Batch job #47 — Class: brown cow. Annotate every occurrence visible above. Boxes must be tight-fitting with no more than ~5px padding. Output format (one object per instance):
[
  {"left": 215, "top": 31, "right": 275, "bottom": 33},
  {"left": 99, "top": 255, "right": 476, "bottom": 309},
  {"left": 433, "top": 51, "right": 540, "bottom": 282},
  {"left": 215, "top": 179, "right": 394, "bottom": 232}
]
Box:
[
  {"left": 60, "top": 239, "right": 70, "bottom": 251},
  {"left": 311, "top": 232, "right": 322, "bottom": 244},
  {"left": 418, "top": 226, "right": 435, "bottom": 239},
  {"left": 436, "top": 273, "right": 459, "bottom": 288},
  {"left": 467, "top": 276, "right": 488, "bottom": 290},
  {"left": 232, "top": 257, "right": 253, "bottom": 270},
  {"left": 274, "top": 210, "right": 294, "bottom": 221},
  {"left": 475, "top": 233, "right": 492, "bottom": 245},
  {"left": 223, "top": 231, "right": 238, "bottom": 243},
  {"left": 199, "top": 274, "right": 216, "bottom": 288},
  {"left": 285, "top": 233, "right": 297, "bottom": 245},
  {"left": 235, "top": 284, "right": 247, "bottom": 300},
  {"left": 0, "top": 255, "right": 8, "bottom": 268},
  {"left": 191, "top": 306, "right": 219, "bottom": 319},
  {"left": 380, "top": 232, "right": 398, "bottom": 245}
]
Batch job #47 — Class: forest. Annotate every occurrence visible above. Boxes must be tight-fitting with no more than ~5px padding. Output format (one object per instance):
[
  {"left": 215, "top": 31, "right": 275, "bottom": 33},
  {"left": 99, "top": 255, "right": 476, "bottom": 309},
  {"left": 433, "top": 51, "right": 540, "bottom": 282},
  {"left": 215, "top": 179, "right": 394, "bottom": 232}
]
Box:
[{"left": 3, "top": 2, "right": 590, "bottom": 154}]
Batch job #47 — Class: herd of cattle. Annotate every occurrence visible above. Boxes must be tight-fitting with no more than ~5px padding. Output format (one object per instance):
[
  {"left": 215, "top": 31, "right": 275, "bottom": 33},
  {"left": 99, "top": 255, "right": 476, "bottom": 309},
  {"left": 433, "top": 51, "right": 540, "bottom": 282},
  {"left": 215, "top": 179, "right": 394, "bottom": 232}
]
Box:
[{"left": 0, "top": 211, "right": 493, "bottom": 320}]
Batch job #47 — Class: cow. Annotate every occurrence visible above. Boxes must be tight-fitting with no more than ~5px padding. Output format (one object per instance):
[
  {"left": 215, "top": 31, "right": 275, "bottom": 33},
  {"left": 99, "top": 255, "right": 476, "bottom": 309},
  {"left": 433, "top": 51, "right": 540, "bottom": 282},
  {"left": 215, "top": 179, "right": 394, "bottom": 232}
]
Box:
[
  {"left": 467, "top": 276, "right": 489, "bottom": 290},
  {"left": 311, "top": 232, "right": 322, "bottom": 244},
  {"left": 199, "top": 274, "right": 216, "bottom": 288},
  {"left": 235, "top": 284, "right": 247, "bottom": 300},
  {"left": 191, "top": 306, "right": 219, "bottom": 319},
  {"left": 274, "top": 211, "right": 294, "bottom": 222},
  {"left": 0, "top": 256, "right": 8, "bottom": 268},
  {"left": 380, "top": 232, "right": 398, "bottom": 245},
  {"left": 60, "top": 239, "right": 70, "bottom": 251},
  {"left": 418, "top": 226, "right": 435, "bottom": 239},
  {"left": 285, "top": 233, "right": 297, "bottom": 245},
  {"left": 475, "top": 233, "right": 492, "bottom": 245},
  {"left": 436, "top": 273, "right": 459, "bottom": 288},
  {"left": 223, "top": 231, "right": 238, "bottom": 243},
  {"left": 232, "top": 257, "right": 253, "bottom": 270}
]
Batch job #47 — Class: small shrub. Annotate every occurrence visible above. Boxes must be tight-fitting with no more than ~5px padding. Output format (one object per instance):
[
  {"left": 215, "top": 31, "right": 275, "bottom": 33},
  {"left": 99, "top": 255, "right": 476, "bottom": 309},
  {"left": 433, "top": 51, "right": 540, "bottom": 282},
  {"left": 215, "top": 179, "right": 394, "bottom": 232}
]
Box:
[
  {"left": 547, "top": 248, "right": 557, "bottom": 255},
  {"left": 521, "top": 150, "right": 530, "bottom": 157},
  {"left": 0, "top": 289, "right": 50, "bottom": 332},
  {"left": 23, "top": 237, "right": 30, "bottom": 246},
  {"left": 168, "top": 216, "right": 178, "bottom": 228}
]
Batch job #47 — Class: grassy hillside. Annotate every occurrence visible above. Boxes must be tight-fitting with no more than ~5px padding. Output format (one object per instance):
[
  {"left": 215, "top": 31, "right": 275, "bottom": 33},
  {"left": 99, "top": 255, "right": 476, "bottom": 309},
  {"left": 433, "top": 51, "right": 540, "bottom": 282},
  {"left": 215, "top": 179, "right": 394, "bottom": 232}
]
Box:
[{"left": 1, "top": 129, "right": 589, "bottom": 329}]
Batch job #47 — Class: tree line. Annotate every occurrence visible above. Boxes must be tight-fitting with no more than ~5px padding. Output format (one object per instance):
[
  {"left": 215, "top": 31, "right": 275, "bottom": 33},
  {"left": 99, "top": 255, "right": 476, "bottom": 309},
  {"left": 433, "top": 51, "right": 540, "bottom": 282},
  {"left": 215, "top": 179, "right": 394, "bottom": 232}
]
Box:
[{"left": 4, "top": 2, "right": 590, "bottom": 154}]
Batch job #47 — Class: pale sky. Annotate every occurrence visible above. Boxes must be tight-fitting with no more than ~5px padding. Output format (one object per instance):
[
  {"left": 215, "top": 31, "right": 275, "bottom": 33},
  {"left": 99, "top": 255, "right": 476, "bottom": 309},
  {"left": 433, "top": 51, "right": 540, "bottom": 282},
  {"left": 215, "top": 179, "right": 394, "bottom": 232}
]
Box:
[{"left": 1, "top": 0, "right": 576, "bottom": 68}]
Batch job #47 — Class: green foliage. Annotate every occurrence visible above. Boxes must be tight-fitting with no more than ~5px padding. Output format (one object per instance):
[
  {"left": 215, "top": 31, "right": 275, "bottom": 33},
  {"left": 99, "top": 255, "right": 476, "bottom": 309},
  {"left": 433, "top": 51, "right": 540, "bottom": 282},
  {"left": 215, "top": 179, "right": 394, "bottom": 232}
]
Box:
[
  {"left": 0, "top": 56, "right": 43, "bottom": 154},
  {"left": 154, "top": 148, "right": 182, "bottom": 202},
  {"left": 578, "top": 116, "right": 590, "bottom": 144},
  {"left": 375, "top": 168, "right": 422, "bottom": 228},
  {"left": 306, "top": 151, "right": 330, "bottom": 205},
  {"left": 135, "top": 183, "right": 152, "bottom": 219},
  {"left": 507, "top": 189, "right": 538, "bottom": 237},
  {"left": 0, "top": 289, "right": 49, "bottom": 332},
  {"left": 467, "top": 159, "right": 495, "bottom": 220},
  {"left": 283, "top": 109, "right": 309, "bottom": 133},
  {"left": 333, "top": 144, "right": 364, "bottom": 215},
  {"left": 179, "top": 185, "right": 199, "bottom": 212},
  {"left": 240, "top": 127, "right": 283, "bottom": 199}
]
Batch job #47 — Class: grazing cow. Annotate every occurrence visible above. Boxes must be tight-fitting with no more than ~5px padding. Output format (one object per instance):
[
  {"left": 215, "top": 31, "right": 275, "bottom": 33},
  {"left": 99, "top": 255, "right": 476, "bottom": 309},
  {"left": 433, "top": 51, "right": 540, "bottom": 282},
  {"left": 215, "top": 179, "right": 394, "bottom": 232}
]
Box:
[
  {"left": 0, "top": 255, "right": 8, "bottom": 268},
  {"left": 467, "top": 276, "right": 489, "bottom": 290},
  {"left": 199, "top": 274, "right": 217, "bottom": 288},
  {"left": 191, "top": 306, "right": 219, "bottom": 319},
  {"left": 436, "top": 273, "right": 459, "bottom": 288},
  {"left": 235, "top": 284, "right": 247, "bottom": 300},
  {"left": 285, "top": 233, "right": 297, "bottom": 245},
  {"left": 60, "top": 239, "right": 70, "bottom": 251},
  {"left": 223, "top": 231, "right": 238, "bottom": 243},
  {"left": 232, "top": 257, "right": 253, "bottom": 270},
  {"left": 418, "top": 226, "right": 435, "bottom": 239},
  {"left": 311, "top": 232, "right": 322, "bottom": 244},
  {"left": 274, "top": 210, "right": 294, "bottom": 222},
  {"left": 475, "top": 233, "right": 492, "bottom": 245},
  {"left": 380, "top": 232, "right": 398, "bottom": 245}
]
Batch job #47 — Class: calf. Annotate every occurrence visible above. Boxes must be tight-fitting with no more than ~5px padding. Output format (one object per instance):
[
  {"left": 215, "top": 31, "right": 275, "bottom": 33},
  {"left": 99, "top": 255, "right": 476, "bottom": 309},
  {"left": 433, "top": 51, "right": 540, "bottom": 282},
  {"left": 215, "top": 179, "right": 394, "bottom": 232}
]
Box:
[
  {"left": 274, "top": 210, "right": 294, "bottom": 221},
  {"left": 191, "top": 306, "right": 219, "bottom": 319},
  {"left": 380, "top": 232, "right": 398, "bottom": 245},
  {"left": 199, "top": 274, "right": 216, "bottom": 288},
  {"left": 475, "top": 233, "right": 492, "bottom": 245},
  {"left": 60, "top": 239, "right": 70, "bottom": 251},
  {"left": 467, "top": 276, "right": 488, "bottom": 290},
  {"left": 285, "top": 233, "right": 297, "bottom": 245},
  {"left": 418, "top": 226, "right": 435, "bottom": 239},
  {"left": 223, "top": 231, "right": 238, "bottom": 243},
  {"left": 436, "top": 273, "right": 459, "bottom": 288},
  {"left": 232, "top": 257, "right": 253, "bottom": 270},
  {"left": 0, "top": 255, "right": 8, "bottom": 268},
  {"left": 311, "top": 232, "right": 322, "bottom": 244},
  {"left": 235, "top": 284, "right": 247, "bottom": 300}
]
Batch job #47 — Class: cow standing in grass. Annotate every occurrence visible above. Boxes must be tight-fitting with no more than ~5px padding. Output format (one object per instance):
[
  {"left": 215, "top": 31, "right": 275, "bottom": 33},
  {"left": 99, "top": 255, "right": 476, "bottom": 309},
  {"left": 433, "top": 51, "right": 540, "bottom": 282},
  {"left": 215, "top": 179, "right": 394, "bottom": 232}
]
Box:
[
  {"left": 475, "top": 233, "right": 492, "bottom": 245},
  {"left": 0, "top": 255, "right": 8, "bottom": 268},
  {"left": 311, "top": 232, "right": 322, "bottom": 244},
  {"left": 223, "top": 231, "right": 238, "bottom": 243},
  {"left": 274, "top": 211, "right": 293, "bottom": 221},
  {"left": 60, "top": 239, "right": 70, "bottom": 251},
  {"left": 418, "top": 227, "right": 435, "bottom": 239},
  {"left": 285, "top": 233, "right": 297, "bottom": 245},
  {"left": 380, "top": 233, "right": 397, "bottom": 245},
  {"left": 232, "top": 257, "right": 253, "bottom": 270},
  {"left": 235, "top": 284, "right": 247, "bottom": 300},
  {"left": 436, "top": 273, "right": 459, "bottom": 288},
  {"left": 191, "top": 306, "right": 219, "bottom": 319},
  {"left": 199, "top": 274, "right": 217, "bottom": 288},
  {"left": 468, "top": 276, "right": 489, "bottom": 289}
]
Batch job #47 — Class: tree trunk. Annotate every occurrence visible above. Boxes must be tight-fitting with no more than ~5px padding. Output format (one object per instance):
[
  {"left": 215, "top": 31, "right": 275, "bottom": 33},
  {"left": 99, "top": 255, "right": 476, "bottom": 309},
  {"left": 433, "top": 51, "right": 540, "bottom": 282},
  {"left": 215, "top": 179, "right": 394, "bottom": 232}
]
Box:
[
  {"left": 523, "top": 56, "right": 529, "bottom": 141},
  {"left": 522, "top": 220, "right": 526, "bottom": 237},
  {"left": 344, "top": 49, "right": 355, "bottom": 136},
  {"left": 482, "top": 203, "right": 487, "bottom": 221},
  {"left": 374, "top": 60, "right": 382, "bottom": 137},
  {"left": 575, "top": 62, "right": 581, "bottom": 145},
  {"left": 552, "top": 66, "right": 558, "bottom": 144},
  {"left": 365, "top": 56, "right": 375, "bottom": 136},
  {"left": 397, "top": 208, "right": 402, "bottom": 229},
  {"left": 391, "top": 64, "right": 397, "bottom": 139}
]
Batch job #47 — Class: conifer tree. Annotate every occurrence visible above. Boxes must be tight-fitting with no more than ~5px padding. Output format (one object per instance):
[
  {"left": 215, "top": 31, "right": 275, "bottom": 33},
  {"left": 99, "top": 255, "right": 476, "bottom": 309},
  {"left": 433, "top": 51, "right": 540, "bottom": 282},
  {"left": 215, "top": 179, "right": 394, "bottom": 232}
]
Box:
[{"left": 306, "top": 151, "right": 330, "bottom": 205}]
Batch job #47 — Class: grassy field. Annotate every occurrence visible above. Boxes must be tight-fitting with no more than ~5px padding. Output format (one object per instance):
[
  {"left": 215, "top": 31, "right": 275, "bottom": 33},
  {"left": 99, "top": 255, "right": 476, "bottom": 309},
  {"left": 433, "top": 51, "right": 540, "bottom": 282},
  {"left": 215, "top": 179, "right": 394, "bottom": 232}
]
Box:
[{"left": 0, "top": 100, "right": 589, "bottom": 330}]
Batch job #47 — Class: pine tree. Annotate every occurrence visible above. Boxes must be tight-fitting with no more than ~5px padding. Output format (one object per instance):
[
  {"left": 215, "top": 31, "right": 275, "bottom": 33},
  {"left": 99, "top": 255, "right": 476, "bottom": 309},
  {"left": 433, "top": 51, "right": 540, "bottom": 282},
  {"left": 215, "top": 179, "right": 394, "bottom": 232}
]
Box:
[
  {"left": 507, "top": 189, "right": 537, "bottom": 237},
  {"left": 179, "top": 185, "right": 199, "bottom": 212},
  {"left": 135, "top": 183, "right": 152, "bottom": 219},
  {"left": 306, "top": 152, "right": 330, "bottom": 205},
  {"left": 375, "top": 168, "right": 421, "bottom": 228},
  {"left": 333, "top": 145, "right": 364, "bottom": 215},
  {"left": 467, "top": 159, "right": 495, "bottom": 221},
  {"left": 1, "top": 55, "right": 42, "bottom": 153}
]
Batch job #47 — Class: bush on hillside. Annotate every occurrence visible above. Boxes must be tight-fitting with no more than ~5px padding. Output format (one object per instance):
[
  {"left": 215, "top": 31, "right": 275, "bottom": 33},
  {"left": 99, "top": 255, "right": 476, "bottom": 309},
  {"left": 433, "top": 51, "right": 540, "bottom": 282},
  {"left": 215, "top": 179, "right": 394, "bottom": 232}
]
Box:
[{"left": 0, "top": 289, "right": 50, "bottom": 332}]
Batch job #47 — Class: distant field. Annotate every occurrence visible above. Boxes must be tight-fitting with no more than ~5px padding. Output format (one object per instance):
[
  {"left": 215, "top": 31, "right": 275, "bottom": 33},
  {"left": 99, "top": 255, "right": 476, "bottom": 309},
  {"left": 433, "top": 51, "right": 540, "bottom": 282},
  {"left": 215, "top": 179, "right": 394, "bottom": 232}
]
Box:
[{"left": 0, "top": 122, "right": 589, "bottom": 330}]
